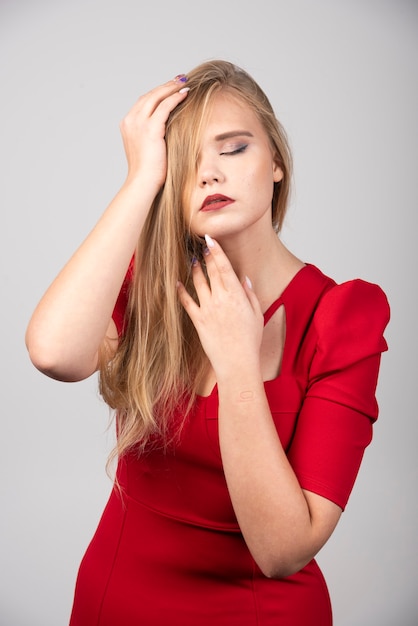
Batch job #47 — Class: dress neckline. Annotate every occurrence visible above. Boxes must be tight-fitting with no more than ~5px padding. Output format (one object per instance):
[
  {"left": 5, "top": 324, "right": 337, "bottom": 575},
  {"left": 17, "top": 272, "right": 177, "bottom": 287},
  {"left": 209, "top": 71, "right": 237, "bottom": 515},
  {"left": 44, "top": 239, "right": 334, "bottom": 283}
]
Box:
[
  {"left": 196, "top": 264, "right": 317, "bottom": 400},
  {"left": 262, "top": 263, "right": 312, "bottom": 324}
]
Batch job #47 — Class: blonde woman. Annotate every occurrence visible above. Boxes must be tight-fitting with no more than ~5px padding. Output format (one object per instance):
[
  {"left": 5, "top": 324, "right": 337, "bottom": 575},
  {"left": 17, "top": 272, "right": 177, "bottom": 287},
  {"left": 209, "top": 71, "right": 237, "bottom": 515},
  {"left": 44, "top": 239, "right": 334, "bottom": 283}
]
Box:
[{"left": 26, "top": 60, "right": 389, "bottom": 625}]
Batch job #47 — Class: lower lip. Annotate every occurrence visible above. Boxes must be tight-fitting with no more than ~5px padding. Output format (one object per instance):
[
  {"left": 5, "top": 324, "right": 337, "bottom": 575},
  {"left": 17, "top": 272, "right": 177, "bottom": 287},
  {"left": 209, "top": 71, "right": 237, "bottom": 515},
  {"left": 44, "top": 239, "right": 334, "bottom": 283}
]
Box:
[{"left": 200, "top": 200, "right": 234, "bottom": 212}]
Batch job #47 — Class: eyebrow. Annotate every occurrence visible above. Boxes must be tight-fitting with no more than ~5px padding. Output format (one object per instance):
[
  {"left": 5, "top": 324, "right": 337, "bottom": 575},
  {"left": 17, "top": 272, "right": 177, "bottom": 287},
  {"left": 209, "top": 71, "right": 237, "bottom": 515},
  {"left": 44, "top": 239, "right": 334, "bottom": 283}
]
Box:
[{"left": 214, "top": 130, "right": 254, "bottom": 141}]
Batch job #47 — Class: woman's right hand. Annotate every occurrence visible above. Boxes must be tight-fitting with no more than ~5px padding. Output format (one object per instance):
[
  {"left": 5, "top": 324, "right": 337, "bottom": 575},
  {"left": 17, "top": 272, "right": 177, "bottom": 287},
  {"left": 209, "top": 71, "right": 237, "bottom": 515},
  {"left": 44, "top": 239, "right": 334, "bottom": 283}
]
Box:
[{"left": 120, "top": 76, "right": 189, "bottom": 191}]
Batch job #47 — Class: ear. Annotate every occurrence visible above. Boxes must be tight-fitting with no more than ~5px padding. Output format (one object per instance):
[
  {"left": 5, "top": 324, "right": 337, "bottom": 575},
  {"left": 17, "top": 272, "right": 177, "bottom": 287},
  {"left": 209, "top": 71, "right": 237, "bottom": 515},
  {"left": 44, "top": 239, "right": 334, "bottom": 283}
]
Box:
[{"left": 272, "top": 158, "right": 284, "bottom": 183}]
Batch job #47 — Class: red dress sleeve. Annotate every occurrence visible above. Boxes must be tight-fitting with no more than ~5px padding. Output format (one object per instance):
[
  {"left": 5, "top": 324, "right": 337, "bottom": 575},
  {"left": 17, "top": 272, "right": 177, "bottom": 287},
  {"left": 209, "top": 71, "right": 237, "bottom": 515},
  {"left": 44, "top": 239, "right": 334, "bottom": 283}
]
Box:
[
  {"left": 288, "top": 279, "right": 390, "bottom": 510},
  {"left": 112, "top": 258, "right": 134, "bottom": 337}
]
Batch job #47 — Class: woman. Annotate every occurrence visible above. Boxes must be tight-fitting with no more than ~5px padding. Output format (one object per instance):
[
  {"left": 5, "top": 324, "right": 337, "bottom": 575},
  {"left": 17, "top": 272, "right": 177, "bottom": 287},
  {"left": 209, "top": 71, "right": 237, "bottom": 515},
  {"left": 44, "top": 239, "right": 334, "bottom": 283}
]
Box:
[{"left": 26, "top": 60, "right": 389, "bottom": 625}]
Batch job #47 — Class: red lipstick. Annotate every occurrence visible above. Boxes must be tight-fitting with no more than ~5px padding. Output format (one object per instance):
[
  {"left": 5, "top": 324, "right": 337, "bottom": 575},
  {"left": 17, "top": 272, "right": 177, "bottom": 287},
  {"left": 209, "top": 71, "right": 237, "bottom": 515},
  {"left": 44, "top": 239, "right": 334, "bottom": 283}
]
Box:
[{"left": 200, "top": 194, "right": 234, "bottom": 212}]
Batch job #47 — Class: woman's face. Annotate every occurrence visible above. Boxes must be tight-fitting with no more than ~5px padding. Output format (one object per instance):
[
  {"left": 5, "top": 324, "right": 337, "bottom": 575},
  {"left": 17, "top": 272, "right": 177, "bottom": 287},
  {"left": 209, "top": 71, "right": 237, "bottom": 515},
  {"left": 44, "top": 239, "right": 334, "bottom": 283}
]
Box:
[{"left": 184, "top": 93, "right": 283, "bottom": 242}]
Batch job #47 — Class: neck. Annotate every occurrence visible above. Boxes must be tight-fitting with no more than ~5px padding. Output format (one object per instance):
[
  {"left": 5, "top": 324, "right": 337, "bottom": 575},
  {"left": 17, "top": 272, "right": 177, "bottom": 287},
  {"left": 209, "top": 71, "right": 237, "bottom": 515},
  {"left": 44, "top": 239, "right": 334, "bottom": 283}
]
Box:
[{"left": 217, "top": 227, "right": 304, "bottom": 312}]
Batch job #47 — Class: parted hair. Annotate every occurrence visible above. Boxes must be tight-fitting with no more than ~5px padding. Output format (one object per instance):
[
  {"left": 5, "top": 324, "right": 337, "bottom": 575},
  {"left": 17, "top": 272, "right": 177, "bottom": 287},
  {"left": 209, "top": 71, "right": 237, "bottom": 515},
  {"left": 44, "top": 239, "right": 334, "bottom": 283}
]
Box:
[{"left": 99, "top": 59, "right": 293, "bottom": 460}]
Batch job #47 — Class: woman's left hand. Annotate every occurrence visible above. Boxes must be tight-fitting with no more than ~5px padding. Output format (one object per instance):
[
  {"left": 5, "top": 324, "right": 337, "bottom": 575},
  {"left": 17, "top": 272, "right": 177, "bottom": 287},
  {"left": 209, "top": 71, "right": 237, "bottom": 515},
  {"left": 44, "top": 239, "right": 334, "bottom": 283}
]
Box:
[{"left": 177, "top": 236, "right": 264, "bottom": 380}]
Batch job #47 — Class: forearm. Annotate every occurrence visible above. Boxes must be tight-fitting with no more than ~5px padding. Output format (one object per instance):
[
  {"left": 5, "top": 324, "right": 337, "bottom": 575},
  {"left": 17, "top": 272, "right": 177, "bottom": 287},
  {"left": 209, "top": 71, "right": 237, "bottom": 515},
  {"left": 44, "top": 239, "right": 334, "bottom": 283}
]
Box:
[
  {"left": 25, "top": 177, "right": 156, "bottom": 381},
  {"left": 217, "top": 369, "right": 335, "bottom": 578}
]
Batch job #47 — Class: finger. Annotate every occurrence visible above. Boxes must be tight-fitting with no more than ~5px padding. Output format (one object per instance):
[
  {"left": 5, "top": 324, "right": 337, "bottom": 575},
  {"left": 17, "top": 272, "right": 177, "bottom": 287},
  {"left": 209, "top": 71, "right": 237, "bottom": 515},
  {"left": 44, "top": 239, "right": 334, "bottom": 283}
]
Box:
[
  {"left": 152, "top": 86, "right": 189, "bottom": 123},
  {"left": 242, "top": 276, "right": 263, "bottom": 316},
  {"left": 131, "top": 76, "right": 189, "bottom": 118},
  {"left": 146, "top": 74, "right": 188, "bottom": 100},
  {"left": 191, "top": 259, "right": 212, "bottom": 301},
  {"left": 120, "top": 81, "right": 189, "bottom": 152},
  {"left": 176, "top": 280, "right": 200, "bottom": 321},
  {"left": 203, "top": 235, "right": 241, "bottom": 292}
]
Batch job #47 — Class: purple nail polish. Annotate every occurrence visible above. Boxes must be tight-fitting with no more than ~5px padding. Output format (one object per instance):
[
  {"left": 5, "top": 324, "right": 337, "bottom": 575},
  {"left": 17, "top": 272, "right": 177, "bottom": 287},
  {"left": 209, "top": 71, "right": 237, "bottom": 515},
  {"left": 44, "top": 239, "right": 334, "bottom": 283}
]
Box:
[{"left": 174, "top": 74, "right": 188, "bottom": 83}]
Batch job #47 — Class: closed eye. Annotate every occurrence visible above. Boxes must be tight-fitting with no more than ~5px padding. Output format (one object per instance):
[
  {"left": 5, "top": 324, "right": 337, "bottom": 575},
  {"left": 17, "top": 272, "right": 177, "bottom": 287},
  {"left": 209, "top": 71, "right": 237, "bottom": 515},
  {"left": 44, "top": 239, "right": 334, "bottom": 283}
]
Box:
[{"left": 220, "top": 144, "right": 248, "bottom": 156}]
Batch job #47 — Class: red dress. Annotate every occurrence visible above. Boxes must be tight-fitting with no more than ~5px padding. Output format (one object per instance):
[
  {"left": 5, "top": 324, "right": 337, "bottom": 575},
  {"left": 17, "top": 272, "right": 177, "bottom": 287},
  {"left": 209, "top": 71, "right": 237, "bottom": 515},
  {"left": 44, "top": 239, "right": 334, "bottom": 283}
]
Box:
[{"left": 69, "top": 264, "right": 389, "bottom": 625}]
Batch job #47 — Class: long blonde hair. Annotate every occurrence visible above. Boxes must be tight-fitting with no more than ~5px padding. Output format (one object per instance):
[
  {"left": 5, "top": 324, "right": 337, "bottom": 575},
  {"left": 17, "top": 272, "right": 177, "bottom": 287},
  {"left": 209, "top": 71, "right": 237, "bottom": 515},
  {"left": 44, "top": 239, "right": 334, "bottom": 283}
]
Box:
[{"left": 99, "top": 60, "right": 293, "bottom": 458}]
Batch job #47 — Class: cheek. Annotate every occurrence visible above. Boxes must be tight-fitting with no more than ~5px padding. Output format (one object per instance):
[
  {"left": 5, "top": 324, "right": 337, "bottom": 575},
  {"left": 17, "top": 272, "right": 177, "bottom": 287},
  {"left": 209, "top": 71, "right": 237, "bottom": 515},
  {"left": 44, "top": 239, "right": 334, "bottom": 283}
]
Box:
[
  {"left": 183, "top": 201, "right": 202, "bottom": 236},
  {"left": 246, "top": 168, "right": 272, "bottom": 200},
  {"left": 258, "top": 165, "right": 277, "bottom": 198}
]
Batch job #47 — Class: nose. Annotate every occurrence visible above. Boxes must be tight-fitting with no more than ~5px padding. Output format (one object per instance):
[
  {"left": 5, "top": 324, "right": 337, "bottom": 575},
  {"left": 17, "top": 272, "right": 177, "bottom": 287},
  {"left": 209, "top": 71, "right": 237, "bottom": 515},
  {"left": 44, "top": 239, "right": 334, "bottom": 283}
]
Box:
[{"left": 198, "top": 157, "right": 224, "bottom": 187}]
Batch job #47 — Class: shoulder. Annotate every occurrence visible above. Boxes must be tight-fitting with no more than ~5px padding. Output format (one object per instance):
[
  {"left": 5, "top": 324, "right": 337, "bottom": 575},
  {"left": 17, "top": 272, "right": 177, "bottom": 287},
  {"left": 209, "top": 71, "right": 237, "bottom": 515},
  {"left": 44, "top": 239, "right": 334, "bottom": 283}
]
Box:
[
  {"left": 296, "top": 264, "right": 390, "bottom": 321},
  {"left": 314, "top": 277, "right": 390, "bottom": 343},
  {"left": 310, "top": 272, "right": 390, "bottom": 373}
]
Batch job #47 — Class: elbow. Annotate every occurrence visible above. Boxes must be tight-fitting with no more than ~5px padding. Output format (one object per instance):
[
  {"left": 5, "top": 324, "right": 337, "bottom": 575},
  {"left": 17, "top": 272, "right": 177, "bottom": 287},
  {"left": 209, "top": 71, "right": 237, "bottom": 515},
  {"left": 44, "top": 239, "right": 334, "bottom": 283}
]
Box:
[
  {"left": 261, "top": 562, "right": 305, "bottom": 580},
  {"left": 25, "top": 331, "right": 96, "bottom": 382},
  {"left": 26, "top": 342, "right": 69, "bottom": 381},
  {"left": 255, "top": 551, "right": 313, "bottom": 580},
  {"left": 25, "top": 332, "right": 50, "bottom": 374},
  {"left": 25, "top": 327, "right": 58, "bottom": 377}
]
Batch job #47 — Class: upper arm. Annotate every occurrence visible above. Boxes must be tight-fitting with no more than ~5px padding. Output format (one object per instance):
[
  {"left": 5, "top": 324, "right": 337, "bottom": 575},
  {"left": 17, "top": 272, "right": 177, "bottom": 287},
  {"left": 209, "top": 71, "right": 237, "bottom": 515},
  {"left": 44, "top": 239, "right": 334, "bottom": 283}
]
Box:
[
  {"left": 289, "top": 280, "right": 390, "bottom": 510},
  {"left": 96, "top": 260, "right": 133, "bottom": 372}
]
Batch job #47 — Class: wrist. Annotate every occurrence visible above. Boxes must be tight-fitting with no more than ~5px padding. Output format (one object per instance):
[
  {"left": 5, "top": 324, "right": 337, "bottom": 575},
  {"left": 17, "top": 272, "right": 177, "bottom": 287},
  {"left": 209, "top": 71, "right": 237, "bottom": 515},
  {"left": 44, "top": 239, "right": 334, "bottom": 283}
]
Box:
[
  {"left": 216, "top": 364, "right": 264, "bottom": 400},
  {"left": 122, "top": 172, "right": 162, "bottom": 202},
  {"left": 123, "top": 168, "right": 165, "bottom": 193}
]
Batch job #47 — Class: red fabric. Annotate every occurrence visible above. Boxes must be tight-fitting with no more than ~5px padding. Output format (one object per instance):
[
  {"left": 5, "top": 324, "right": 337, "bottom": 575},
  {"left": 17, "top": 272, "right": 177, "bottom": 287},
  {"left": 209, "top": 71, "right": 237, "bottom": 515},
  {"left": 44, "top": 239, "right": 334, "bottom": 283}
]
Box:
[
  {"left": 112, "top": 256, "right": 134, "bottom": 337},
  {"left": 288, "top": 280, "right": 389, "bottom": 508},
  {"left": 69, "top": 264, "right": 389, "bottom": 626}
]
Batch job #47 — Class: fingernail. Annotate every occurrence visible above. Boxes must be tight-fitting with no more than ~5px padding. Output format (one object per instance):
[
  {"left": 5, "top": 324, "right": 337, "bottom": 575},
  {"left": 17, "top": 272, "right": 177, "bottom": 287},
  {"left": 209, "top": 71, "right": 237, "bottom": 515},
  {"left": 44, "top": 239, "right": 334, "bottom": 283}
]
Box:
[
  {"left": 174, "top": 74, "right": 188, "bottom": 83},
  {"left": 191, "top": 256, "right": 198, "bottom": 266},
  {"left": 179, "top": 87, "right": 190, "bottom": 94},
  {"left": 245, "top": 275, "right": 253, "bottom": 289},
  {"left": 204, "top": 234, "right": 215, "bottom": 248}
]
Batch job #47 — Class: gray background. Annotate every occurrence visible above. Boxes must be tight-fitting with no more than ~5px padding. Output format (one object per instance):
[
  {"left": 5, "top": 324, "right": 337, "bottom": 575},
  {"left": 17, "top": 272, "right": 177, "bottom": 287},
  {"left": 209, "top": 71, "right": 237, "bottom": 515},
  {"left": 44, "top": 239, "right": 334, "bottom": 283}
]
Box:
[{"left": 1, "top": 0, "right": 417, "bottom": 624}]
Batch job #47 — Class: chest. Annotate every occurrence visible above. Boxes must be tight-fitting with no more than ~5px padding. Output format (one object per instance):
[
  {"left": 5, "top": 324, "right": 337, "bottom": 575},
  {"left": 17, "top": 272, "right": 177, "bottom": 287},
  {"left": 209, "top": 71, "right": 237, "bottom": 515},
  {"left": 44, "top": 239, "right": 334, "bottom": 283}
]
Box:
[{"left": 196, "top": 304, "right": 286, "bottom": 397}]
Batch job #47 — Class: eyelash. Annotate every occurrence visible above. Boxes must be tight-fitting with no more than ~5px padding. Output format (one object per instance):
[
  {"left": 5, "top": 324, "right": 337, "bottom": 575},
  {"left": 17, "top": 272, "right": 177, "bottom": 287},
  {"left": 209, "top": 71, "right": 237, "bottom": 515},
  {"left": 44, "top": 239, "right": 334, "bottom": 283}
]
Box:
[{"left": 220, "top": 144, "right": 248, "bottom": 156}]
